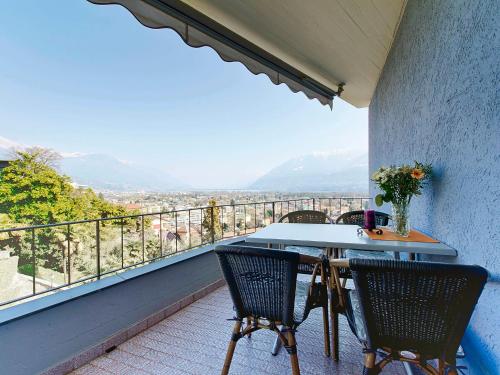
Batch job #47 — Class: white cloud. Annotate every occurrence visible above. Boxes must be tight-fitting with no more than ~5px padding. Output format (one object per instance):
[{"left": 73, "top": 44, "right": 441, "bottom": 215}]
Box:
[
  {"left": 0, "top": 136, "right": 25, "bottom": 150},
  {"left": 60, "top": 151, "right": 87, "bottom": 158},
  {"left": 310, "top": 148, "right": 365, "bottom": 159}
]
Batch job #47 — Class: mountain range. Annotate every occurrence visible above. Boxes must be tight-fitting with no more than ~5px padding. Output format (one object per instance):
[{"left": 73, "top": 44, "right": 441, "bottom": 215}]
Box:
[
  {"left": 59, "top": 154, "right": 189, "bottom": 191},
  {"left": 0, "top": 136, "right": 367, "bottom": 192},
  {"left": 0, "top": 137, "right": 188, "bottom": 192},
  {"left": 248, "top": 151, "right": 368, "bottom": 192}
]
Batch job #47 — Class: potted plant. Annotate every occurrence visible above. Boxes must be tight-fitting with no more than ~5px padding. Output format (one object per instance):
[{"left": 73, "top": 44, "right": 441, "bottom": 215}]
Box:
[{"left": 372, "top": 162, "right": 432, "bottom": 236}]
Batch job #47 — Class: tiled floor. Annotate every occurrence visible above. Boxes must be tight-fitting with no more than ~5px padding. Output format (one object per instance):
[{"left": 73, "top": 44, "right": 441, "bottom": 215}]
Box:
[{"left": 73, "top": 287, "right": 406, "bottom": 375}]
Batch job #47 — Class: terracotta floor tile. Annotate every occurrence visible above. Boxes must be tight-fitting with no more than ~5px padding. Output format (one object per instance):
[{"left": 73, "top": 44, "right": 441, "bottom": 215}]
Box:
[{"left": 72, "top": 287, "right": 407, "bottom": 375}]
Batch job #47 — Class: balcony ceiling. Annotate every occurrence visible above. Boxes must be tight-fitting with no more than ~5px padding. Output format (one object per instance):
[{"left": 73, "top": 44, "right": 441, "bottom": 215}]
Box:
[{"left": 89, "top": 0, "right": 407, "bottom": 107}]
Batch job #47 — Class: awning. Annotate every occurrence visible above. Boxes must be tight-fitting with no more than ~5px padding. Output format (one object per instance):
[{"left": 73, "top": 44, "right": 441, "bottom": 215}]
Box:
[{"left": 88, "top": 0, "right": 406, "bottom": 108}]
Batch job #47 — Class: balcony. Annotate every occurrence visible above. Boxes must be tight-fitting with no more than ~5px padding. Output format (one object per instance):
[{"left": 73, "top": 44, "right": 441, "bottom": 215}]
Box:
[
  {"left": 1, "top": 0, "right": 498, "bottom": 373},
  {"left": 71, "top": 286, "right": 406, "bottom": 375},
  {"left": 0, "top": 196, "right": 384, "bottom": 375}
]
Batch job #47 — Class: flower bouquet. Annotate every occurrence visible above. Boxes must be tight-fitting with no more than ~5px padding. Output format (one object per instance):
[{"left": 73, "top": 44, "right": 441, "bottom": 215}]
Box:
[{"left": 372, "top": 161, "right": 432, "bottom": 236}]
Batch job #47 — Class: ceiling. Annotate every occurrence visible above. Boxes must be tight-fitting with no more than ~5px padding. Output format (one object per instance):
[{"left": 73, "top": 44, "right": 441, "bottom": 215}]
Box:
[{"left": 180, "top": 0, "right": 407, "bottom": 107}]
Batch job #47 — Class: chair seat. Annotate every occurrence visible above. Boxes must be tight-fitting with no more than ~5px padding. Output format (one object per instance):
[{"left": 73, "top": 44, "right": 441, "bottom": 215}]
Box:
[
  {"left": 345, "top": 289, "right": 366, "bottom": 342},
  {"left": 286, "top": 245, "right": 324, "bottom": 258},
  {"left": 344, "top": 249, "right": 393, "bottom": 260},
  {"left": 293, "top": 280, "right": 327, "bottom": 324},
  {"left": 294, "top": 280, "right": 311, "bottom": 324}
]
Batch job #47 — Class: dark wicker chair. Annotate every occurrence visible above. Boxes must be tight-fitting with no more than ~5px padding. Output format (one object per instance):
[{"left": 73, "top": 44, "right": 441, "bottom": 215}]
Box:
[
  {"left": 215, "top": 245, "right": 330, "bottom": 375},
  {"left": 280, "top": 210, "right": 333, "bottom": 224},
  {"left": 336, "top": 210, "right": 393, "bottom": 260},
  {"left": 329, "top": 258, "right": 488, "bottom": 375},
  {"left": 335, "top": 210, "right": 390, "bottom": 226},
  {"left": 278, "top": 210, "right": 333, "bottom": 273}
]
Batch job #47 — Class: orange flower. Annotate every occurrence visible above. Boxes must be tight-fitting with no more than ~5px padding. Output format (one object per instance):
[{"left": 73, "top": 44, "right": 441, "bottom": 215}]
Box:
[{"left": 411, "top": 168, "right": 425, "bottom": 179}]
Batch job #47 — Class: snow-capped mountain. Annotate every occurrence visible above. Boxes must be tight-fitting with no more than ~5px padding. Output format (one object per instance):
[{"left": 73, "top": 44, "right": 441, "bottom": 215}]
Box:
[
  {"left": 248, "top": 151, "right": 368, "bottom": 192},
  {"left": 59, "top": 153, "right": 189, "bottom": 192},
  {"left": 0, "top": 137, "right": 189, "bottom": 191}
]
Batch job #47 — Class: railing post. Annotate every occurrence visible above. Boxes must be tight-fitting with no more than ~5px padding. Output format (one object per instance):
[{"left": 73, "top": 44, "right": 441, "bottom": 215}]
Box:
[
  {"left": 175, "top": 211, "right": 178, "bottom": 252},
  {"left": 159, "top": 213, "right": 163, "bottom": 257},
  {"left": 121, "top": 218, "right": 124, "bottom": 269},
  {"left": 243, "top": 205, "right": 247, "bottom": 234},
  {"left": 31, "top": 228, "right": 36, "bottom": 294},
  {"left": 254, "top": 203, "right": 257, "bottom": 231},
  {"left": 210, "top": 206, "right": 215, "bottom": 243},
  {"left": 188, "top": 210, "right": 192, "bottom": 249},
  {"left": 96, "top": 221, "right": 101, "bottom": 280},
  {"left": 272, "top": 202, "right": 275, "bottom": 223},
  {"left": 221, "top": 206, "right": 224, "bottom": 239},
  {"left": 67, "top": 224, "right": 71, "bottom": 285},
  {"left": 233, "top": 204, "right": 236, "bottom": 236},
  {"left": 141, "top": 215, "right": 145, "bottom": 262}
]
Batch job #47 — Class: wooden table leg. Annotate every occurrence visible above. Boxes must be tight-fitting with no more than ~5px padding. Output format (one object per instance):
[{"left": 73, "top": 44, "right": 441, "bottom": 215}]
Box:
[
  {"left": 328, "top": 248, "right": 342, "bottom": 361},
  {"left": 329, "top": 287, "right": 339, "bottom": 361}
]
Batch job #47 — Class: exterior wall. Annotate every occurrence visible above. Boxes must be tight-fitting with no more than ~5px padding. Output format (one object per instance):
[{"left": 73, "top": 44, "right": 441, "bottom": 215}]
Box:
[
  {"left": 0, "top": 248, "right": 223, "bottom": 375},
  {"left": 369, "top": 1, "right": 499, "bottom": 374}
]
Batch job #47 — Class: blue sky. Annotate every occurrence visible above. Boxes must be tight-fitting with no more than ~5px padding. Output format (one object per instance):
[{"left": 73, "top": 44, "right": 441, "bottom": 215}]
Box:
[{"left": 0, "top": 1, "right": 367, "bottom": 189}]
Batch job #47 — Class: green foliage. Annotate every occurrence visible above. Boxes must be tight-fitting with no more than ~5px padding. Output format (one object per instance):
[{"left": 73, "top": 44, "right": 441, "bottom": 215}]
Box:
[
  {"left": 0, "top": 148, "right": 134, "bottom": 274},
  {"left": 0, "top": 149, "right": 75, "bottom": 224},
  {"left": 201, "top": 199, "right": 222, "bottom": 243},
  {"left": 372, "top": 161, "right": 432, "bottom": 206},
  {"left": 0, "top": 148, "right": 130, "bottom": 225},
  {"left": 18, "top": 263, "right": 34, "bottom": 277}
]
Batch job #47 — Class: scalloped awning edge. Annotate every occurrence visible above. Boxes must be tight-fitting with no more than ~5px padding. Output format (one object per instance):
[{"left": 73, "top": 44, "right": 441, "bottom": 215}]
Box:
[{"left": 87, "top": 0, "right": 340, "bottom": 108}]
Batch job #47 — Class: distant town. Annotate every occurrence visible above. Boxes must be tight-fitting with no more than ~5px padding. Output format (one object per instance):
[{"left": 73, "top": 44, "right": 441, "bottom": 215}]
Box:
[{"left": 101, "top": 190, "right": 368, "bottom": 214}]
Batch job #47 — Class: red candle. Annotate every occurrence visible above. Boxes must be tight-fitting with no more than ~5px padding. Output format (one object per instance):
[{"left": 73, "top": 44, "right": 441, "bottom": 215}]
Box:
[{"left": 364, "top": 210, "right": 376, "bottom": 230}]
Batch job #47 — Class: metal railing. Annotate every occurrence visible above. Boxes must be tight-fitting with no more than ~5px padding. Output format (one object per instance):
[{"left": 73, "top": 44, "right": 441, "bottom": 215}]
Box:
[{"left": 0, "top": 196, "right": 369, "bottom": 307}]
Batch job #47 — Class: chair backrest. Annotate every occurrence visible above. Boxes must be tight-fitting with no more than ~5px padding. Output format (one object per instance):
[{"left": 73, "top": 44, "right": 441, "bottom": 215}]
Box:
[
  {"left": 350, "top": 258, "right": 488, "bottom": 361},
  {"left": 336, "top": 210, "right": 390, "bottom": 226},
  {"left": 279, "top": 210, "right": 332, "bottom": 224},
  {"left": 215, "top": 245, "right": 300, "bottom": 326}
]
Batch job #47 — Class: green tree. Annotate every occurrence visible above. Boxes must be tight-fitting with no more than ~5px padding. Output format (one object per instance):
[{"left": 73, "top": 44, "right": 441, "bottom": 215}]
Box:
[
  {"left": 0, "top": 148, "right": 76, "bottom": 225},
  {"left": 0, "top": 148, "right": 133, "bottom": 274},
  {"left": 201, "top": 199, "right": 222, "bottom": 243}
]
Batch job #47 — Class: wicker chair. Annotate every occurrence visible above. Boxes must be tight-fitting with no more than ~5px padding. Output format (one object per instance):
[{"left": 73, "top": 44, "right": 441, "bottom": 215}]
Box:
[
  {"left": 336, "top": 210, "right": 390, "bottom": 227},
  {"left": 279, "top": 210, "right": 333, "bottom": 271},
  {"left": 215, "top": 245, "right": 330, "bottom": 375},
  {"left": 336, "top": 210, "right": 393, "bottom": 260},
  {"left": 280, "top": 210, "right": 333, "bottom": 225},
  {"left": 329, "top": 258, "right": 488, "bottom": 375}
]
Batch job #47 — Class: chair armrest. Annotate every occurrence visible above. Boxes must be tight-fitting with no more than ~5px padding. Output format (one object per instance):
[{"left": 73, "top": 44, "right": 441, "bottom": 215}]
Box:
[
  {"left": 297, "top": 254, "right": 324, "bottom": 294},
  {"left": 299, "top": 254, "right": 322, "bottom": 264},
  {"left": 330, "top": 258, "right": 349, "bottom": 268}
]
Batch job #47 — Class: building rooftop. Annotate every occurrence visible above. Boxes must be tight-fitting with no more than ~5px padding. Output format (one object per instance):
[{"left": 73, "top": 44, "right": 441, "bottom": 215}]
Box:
[{"left": 72, "top": 286, "right": 406, "bottom": 375}]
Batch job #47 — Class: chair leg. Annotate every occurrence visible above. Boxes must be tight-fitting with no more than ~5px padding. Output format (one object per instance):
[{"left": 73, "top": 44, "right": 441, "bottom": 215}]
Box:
[
  {"left": 362, "top": 352, "right": 377, "bottom": 375},
  {"left": 444, "top": 358, "right": 458, "bottom": 375},
  {"left": 322, "top": 303, "right": 331, "bottom": 357},
  {"left": 329, "top": 248, "right": 340, "bottom": 361},
  {"left": 272, "top": 333, "right": 282, "bottom": 356},
  {"left": 221, "top": 321, "right": 242, "bottom": 375},
  {"left": 246, "top": 317, "right": 252, "bottom": 338},
  {"left": 330, "top": 307, "right": 339, "bottom": 361},
  {"left": 286, "top": 330, "right": 300, "bottom": 375},
  {"left": 320, "top": 265, "right": 330, "bottom": 357}
]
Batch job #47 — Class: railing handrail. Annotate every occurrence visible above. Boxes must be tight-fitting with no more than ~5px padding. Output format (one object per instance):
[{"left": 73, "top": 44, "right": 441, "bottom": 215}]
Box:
[
  {"left": 0, "top": 196, "right": 369, "bottom": 233},
  {"left": 0, "top": 195, "right": 370, "bottom": 308}
]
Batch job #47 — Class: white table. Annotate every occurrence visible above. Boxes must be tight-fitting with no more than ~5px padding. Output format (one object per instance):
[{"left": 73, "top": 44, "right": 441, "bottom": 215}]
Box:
[
  {"left": 245, "top": 223, "right": 457, "bottom": 258},
  {"left": 246, "top": 223, "right": 457, "bottom": 366}
]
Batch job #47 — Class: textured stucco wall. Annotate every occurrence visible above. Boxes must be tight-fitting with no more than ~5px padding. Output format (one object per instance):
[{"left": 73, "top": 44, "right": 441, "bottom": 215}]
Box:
[{"left": 369, "top": 1, "right": 500, "bottom": 374}]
